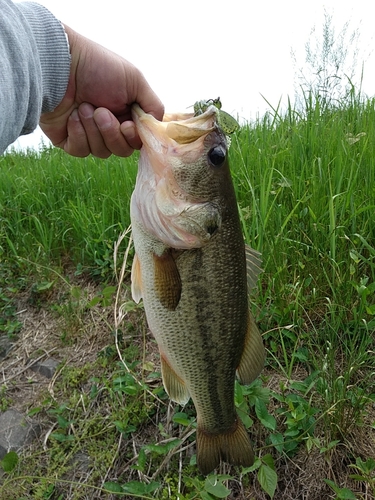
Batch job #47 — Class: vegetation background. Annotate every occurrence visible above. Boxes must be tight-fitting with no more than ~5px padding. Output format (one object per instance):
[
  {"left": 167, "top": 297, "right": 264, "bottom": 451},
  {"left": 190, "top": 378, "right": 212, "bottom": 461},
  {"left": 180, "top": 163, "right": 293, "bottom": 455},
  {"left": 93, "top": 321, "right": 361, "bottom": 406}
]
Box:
[{"left": 1, "top": 12, "right": 375, "bottom": 500}]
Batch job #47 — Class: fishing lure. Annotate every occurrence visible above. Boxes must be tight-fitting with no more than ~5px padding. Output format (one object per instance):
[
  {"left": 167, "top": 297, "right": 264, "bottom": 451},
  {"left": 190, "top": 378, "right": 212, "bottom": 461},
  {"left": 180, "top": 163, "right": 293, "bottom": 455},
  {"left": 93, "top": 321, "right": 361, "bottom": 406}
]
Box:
[{"left": 193, "top": 97, "right": 239, "bottom": 134}]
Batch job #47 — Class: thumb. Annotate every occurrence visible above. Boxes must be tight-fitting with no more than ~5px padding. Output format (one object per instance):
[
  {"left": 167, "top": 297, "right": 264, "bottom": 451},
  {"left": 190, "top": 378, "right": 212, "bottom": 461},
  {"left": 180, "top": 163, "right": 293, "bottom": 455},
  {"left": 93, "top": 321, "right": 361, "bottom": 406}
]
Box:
[{"left": 135, "top": 80, "right": 164, "bottom": 121}]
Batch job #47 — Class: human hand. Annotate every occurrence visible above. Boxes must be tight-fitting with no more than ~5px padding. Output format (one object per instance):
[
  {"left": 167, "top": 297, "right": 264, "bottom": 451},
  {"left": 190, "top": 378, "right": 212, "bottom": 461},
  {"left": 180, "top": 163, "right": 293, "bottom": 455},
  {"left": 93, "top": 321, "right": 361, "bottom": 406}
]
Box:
[{"left": 40, "top": 25, "right": 164, "bottom": 158}]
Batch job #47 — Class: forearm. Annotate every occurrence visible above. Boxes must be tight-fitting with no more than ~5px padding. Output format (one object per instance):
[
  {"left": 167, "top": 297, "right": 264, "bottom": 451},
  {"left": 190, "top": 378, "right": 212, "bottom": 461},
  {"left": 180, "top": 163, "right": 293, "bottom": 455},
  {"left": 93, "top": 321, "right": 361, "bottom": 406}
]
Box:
[{"left": 0, "top": 0, "right": 70, "bottom": 153}]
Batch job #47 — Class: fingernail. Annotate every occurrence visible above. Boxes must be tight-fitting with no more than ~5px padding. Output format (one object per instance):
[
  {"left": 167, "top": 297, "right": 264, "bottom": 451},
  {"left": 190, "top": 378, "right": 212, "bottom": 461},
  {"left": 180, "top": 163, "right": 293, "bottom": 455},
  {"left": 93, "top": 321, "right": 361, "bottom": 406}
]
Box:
[
  {"left": 79, "top": 102, "right": 94, "bottom": 119},
  {"left": 70, "top": 108, "right": 80, "bottom": 121},
  {"left": 94, "top": 109, "right": 112, "bottom": 131}
]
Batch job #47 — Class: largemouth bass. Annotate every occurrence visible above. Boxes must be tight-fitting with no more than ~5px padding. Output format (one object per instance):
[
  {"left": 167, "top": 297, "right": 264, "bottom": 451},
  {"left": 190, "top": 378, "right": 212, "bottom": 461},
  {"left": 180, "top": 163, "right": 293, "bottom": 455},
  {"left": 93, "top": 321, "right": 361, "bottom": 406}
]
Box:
[{"left": 130, "top": 103, "right": 265, "bottom": 474}]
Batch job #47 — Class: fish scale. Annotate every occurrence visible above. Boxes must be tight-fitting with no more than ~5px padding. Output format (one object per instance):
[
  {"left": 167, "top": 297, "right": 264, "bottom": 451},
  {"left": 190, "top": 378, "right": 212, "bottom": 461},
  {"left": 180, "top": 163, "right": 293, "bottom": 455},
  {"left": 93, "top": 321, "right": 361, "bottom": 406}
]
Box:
[{"left": 130, "top": 103, "right": 265, "bottom": 474}]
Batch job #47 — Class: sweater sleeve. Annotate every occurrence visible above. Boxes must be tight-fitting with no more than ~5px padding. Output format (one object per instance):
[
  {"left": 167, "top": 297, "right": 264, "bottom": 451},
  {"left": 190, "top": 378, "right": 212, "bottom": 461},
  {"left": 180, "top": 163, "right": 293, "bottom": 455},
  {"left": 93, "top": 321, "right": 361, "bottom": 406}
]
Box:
[{"left": 0, "top": 0, "right": 71, "bottom": 153}]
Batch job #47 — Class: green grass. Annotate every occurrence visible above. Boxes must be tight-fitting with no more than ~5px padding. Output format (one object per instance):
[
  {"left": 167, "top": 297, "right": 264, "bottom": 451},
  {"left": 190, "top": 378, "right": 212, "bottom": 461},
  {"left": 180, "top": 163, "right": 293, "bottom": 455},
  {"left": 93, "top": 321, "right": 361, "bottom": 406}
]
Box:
[
  {"left": 0, "top": 148, "right": 137, "bottom": 275},
  {"left": 1, "top": 92, "right": 375, "bottom": 499}
]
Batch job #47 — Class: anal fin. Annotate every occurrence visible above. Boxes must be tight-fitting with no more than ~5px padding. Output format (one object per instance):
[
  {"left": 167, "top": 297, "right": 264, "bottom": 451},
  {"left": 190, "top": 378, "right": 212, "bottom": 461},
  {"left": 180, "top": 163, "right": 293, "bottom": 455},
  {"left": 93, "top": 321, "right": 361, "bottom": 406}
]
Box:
[
  {"left": 236, "top": 311, "right": 265, "bottom": 385},
  {"left": 160, "top": 354, "right": 190, "bottom": 405}
]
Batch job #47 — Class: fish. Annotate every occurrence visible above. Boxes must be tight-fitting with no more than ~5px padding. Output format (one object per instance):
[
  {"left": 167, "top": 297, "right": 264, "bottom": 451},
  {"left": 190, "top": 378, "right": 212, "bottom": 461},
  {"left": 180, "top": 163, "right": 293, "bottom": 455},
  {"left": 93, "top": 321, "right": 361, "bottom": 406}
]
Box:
[{"left": 130, "top": 103, "right": 265, "bottom": 475}]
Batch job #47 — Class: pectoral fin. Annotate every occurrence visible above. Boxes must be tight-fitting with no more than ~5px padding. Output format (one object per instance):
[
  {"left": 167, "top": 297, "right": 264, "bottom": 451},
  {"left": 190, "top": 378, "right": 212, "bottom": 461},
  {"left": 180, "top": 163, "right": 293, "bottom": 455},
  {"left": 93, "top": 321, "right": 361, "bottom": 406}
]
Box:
[
  {"left": 245, "top": 245, "right": 263, "bottom": 292},
  {"left": 131, "top": 253, "right": 143, "bottom": 303},
  {"left": 237, "top": 311, "right": 265, "bottom": 385},
  {"left": 160, "top": 354, "right": 190, "bottom": 405},
  {"left": 153, "top": 251, "right": 182, "bottom": 310}
]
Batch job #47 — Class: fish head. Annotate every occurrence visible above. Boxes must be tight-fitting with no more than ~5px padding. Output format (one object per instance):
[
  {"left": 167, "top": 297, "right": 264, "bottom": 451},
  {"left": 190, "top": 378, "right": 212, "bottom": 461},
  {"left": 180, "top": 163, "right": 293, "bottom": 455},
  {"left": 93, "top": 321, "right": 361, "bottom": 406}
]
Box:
[{"left": 131, "top": 104, "right": 232, "bottom": 249}]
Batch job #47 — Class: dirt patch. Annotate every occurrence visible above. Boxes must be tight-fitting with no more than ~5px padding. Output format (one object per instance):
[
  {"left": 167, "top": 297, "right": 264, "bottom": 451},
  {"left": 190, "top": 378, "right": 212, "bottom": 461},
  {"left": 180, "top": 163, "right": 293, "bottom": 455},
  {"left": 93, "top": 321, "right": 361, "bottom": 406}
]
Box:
[
  {"left": 1, "top": 276, "right": 375, "bottom": 499},
  {"left": 1, "top": 281, "right": 114, "bottom": 413}
]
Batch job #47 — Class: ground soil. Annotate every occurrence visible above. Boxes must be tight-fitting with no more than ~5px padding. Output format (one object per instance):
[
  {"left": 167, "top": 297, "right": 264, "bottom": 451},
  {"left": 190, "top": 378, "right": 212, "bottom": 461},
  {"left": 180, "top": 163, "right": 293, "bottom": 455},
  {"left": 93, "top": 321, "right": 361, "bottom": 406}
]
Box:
[{"left": 1, "top": 276, "right": 375, "bottom": 499}]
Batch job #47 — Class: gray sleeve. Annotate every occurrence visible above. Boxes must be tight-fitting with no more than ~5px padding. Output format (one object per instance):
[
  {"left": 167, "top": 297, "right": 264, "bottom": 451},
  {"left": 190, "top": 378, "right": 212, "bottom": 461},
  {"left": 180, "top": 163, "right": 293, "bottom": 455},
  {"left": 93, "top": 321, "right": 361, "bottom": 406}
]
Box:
[{"left": 0, "top": 0, "right": 71, "bottom": 153}]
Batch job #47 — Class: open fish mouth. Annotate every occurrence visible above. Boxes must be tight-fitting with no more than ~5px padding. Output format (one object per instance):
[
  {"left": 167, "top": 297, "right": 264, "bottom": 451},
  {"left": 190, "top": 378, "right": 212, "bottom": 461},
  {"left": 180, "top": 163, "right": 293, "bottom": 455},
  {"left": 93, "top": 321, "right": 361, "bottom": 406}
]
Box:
[{"left": 132, "top": 103, "right": 217, "bottom": 150}]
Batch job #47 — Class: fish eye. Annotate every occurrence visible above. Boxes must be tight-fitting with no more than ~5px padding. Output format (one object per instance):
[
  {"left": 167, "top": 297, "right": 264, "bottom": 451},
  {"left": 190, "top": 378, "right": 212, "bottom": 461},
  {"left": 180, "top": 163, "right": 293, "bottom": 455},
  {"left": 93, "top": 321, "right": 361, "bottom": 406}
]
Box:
[{"left": 208, "top": 146, "right": 226, "bottom": 167}]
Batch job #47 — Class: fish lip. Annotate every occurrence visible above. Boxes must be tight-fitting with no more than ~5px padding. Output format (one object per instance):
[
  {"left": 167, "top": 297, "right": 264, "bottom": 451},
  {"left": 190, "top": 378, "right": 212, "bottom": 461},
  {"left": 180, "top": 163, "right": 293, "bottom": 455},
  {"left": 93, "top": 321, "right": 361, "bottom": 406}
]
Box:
[
  {"left": 132, "top": 103, "right": 194, "bottom": 123},
  {"left": 131, "top": 102, "right": 153, "bottom": 124},
  {"left": 131, "top": 103, "right": 170, "bottom": 144},
  {"left": 131, "top": 103, "right": 218, "bottom": 148},
  {"left": 131, "top": 102, "right": 218, "bottom": 123}
]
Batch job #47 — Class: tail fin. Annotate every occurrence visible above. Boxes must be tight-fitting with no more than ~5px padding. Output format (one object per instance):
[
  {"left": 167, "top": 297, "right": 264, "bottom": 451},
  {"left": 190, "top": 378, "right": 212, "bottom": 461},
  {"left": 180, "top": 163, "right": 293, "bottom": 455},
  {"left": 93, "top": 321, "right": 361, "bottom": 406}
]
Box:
[{"left": 196, "top": 418, "right": 254, "bottom": 475}]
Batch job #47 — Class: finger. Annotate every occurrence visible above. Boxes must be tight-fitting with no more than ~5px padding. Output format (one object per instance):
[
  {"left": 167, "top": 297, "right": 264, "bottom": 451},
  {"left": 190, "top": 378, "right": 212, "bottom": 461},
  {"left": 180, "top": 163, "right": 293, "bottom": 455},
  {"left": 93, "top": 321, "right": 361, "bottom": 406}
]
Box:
[
  {"left": 135, "top": 79, "right": 165, "bottom": 121},
  {"left": 63, "top": 109, "right": 91, "bottom": 157},
  {"left": 93, "top": 108, "right": 136, "bottom": 157},
  {"left": 79, "top": 103, "right": 112, "bottom": 159},
  {"left": 120, "top": 121, "right": 142, "bottom": 150}
]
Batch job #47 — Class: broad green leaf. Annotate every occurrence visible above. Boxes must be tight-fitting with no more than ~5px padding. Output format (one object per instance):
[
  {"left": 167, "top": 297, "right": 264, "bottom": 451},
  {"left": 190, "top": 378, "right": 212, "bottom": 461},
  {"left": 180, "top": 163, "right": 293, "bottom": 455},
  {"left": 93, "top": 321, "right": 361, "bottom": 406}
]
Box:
[
  {"left": 348, "top": 474, "right": 366, "bottom": 481},
  {"left": 137, "top": 448, "right": 147, "bottom": 472},
  {"left": 320, "top": 439, "right": 339, "bottom": 453},
  {"left": 366, "top": 304, "right": 375, "bottom": 315},
  {"left": 200, "top": 492, "right": 216, "bottom": 500},
  {"left": 122, "top": 480, "right": 160, "bottom": 494},
  {"left": 242, "top": 457, "right": 261, "bottom": 474},
  {"left": 57, "top": 414, "right": 70, "bottom": 429},
  {"left": 238, "top": 408, "right": 253, "bottom": 429},
  {"left": 173, "top": 412, "right": 193, "bottom": 426},
  {"left": 234, "top": 380, "right": 244, "bottom": 405},
  {"left": 35, "top": 281, "right": 55, "bottom": 292},
  {"left": 289, "top": 381, "right": 309, "bottom": 393},
  {"left": 354, "top": 456, "right": 375, "bottom": 473},
  {"left": 1, "top": 451, "right": 18, "bottom": 472},
  {"left": 324, "top": 479, "right": 356, "bottom": 499},
  {"left": 269, "top": 432, "right": 284, "bottom": 453},
  {"left": 306, "top": 435, "right": 320, "bottom": 453},
  {"left": 145, "top": 439, "right": 182, "bottom": 455},
  {"left": 50, "top": 432, "right": 75, "bottom": 442},
  {"left": 255, "top": 399, "right": 276, "bottom": 430},
  {"left": 103, "top": 481, "right": 123, "bottom": 493},
  {"left": 204, "top": 475, "right": 232, "bottom": 498},
  {"left": 122, "top": 385, "right": 139, "bottom": 395},
  {"left": 284, "top": 428, "right": 300, "bottom": 437},
  {"left": 102, "top": 285, "right": 117, "bottom": 296},
  {"left": 262, "top": 453, "right": 275, "bottom": 469},
  {"left": 142, "top": 361, "right": 155, "bottom": 371},
  {"left": 87, "top": 296, "right": 101, "bottom": 308},
  {"left": 27, "top": 407, "right": 42, "bottom": 417},
  {"left": 258, "top": 463, "right": 277, "bottom": 498}
]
